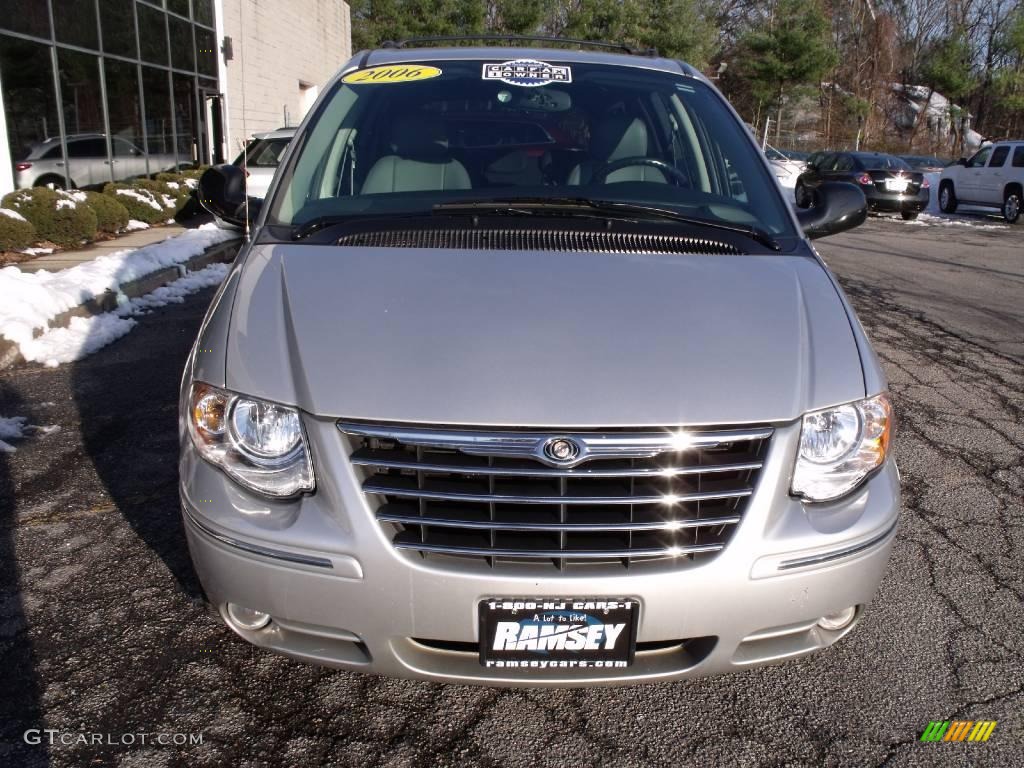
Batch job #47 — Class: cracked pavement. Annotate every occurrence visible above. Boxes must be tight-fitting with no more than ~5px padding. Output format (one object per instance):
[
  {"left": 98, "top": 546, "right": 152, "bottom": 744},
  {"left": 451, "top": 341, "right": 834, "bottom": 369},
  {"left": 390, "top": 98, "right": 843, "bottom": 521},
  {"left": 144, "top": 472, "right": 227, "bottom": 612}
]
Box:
[{"left": 1, "top": 217, "right": 1022, "bottom": 767}]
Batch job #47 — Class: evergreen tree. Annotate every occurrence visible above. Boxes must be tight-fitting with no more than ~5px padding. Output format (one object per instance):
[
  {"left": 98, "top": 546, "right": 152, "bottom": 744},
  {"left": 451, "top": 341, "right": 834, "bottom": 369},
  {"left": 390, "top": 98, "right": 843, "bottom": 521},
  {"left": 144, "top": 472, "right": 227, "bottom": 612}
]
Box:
[{"left": 735, "top": 0, "right": 837, "bottom": 140}]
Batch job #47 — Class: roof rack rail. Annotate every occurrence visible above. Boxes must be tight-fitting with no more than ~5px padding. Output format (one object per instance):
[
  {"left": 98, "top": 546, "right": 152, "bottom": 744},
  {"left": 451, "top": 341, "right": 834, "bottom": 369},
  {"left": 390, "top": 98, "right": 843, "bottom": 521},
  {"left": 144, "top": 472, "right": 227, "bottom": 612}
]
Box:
[{"left": 379, "top": 35, "right": 659, "bottom": 58}]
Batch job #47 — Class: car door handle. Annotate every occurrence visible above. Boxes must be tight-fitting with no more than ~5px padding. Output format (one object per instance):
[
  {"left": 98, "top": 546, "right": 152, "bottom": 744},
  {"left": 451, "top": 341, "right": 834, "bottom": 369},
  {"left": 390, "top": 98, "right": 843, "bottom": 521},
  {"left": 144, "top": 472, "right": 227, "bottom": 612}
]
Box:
[{"left": 55, "top": 161, "right": 64, "bottom": 167}]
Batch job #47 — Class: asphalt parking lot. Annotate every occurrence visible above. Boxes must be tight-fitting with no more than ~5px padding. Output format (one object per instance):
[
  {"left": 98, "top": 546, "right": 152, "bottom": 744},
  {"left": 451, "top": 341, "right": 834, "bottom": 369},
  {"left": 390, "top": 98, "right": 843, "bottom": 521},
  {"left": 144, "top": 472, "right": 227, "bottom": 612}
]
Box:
[{"left": 1, "top": 215, "right": 1022, "bottom": 767}]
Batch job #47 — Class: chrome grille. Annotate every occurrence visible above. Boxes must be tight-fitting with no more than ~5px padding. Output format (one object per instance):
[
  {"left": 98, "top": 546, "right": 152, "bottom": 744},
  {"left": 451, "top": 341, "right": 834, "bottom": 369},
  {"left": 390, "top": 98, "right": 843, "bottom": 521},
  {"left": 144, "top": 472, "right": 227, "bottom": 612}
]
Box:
[{"left": 339, "top": 422, "right": 771, "bottom": 569}]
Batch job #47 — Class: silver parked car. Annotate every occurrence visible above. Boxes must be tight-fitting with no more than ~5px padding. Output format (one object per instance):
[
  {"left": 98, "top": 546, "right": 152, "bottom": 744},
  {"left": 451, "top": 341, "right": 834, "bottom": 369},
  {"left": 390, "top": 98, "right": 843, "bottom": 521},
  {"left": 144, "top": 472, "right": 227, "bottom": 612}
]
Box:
[
  {"left": 14, "top": 133, "right": 179, "bottom": 189},
  {"left": 185, "top": 41, "right": 897, "bottom": 686},
  {"left": 232, "top": 127, "right": 296, "bottom": 199}
]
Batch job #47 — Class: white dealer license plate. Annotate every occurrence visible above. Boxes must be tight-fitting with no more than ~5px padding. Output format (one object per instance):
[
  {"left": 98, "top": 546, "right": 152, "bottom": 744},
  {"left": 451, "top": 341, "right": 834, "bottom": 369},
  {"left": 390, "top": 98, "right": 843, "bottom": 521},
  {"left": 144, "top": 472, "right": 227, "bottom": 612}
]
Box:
[
  {"left": 479, "top": 598, "right": 639, "bottom": 670},
  {"left": 885, "top": 178, "right": 909, "bottom": 192}
]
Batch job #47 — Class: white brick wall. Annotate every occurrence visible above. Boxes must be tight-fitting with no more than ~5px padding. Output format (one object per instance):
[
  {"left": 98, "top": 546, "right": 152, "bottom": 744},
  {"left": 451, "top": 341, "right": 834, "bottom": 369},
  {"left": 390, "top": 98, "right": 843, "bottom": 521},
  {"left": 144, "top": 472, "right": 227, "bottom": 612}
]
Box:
[{"left": 221, "top": 0, "right": 351, "bottom": 154}]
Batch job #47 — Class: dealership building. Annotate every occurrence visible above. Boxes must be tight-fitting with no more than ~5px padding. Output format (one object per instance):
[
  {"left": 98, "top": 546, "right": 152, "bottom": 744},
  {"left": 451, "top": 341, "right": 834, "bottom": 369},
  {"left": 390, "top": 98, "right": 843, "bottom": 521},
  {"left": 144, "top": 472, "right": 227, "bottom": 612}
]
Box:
[{"left": 0, "top": 0, "right": 350, "bottom": 195}]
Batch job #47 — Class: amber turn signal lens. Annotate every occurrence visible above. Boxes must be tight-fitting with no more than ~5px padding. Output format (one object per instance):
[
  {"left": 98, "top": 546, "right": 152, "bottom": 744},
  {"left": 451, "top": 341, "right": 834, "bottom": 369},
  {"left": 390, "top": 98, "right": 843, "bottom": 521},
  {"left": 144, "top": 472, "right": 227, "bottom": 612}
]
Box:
[{"left": 191, "top": 383, "right": 227, "bottom": 439}]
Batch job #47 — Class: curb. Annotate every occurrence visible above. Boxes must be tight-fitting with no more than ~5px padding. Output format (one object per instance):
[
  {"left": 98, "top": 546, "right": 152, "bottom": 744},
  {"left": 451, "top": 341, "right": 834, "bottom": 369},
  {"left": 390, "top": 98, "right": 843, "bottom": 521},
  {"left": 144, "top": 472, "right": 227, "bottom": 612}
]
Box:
[{"left": 0, "top": 238, "right": 242, "bottom": 370}]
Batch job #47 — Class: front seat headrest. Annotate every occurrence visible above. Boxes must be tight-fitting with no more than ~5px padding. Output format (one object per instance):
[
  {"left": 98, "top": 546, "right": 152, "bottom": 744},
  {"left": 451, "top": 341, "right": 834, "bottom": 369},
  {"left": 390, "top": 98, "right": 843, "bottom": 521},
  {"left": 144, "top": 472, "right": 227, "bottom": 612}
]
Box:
[
  {"left": 590, "top": 115, "right": 649, "bottom": 162},
  {"left": 391, "top": 114, "right": 450, "bottom": 161}
]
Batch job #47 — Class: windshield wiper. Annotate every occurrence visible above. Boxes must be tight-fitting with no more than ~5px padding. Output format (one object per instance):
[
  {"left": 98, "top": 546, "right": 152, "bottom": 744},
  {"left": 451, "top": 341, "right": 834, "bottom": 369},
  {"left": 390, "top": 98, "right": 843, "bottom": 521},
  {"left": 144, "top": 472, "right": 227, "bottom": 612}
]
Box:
[{"left": 434, "top": 197, "right": 782, "bottom": 251}]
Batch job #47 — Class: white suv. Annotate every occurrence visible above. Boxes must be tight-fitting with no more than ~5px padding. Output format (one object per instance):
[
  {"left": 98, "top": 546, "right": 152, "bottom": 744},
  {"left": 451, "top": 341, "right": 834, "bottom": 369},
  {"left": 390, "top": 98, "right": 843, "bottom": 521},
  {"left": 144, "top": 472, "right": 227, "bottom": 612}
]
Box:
[{"left": 938, "top": 140, "right": 1024, "bottom": 223}]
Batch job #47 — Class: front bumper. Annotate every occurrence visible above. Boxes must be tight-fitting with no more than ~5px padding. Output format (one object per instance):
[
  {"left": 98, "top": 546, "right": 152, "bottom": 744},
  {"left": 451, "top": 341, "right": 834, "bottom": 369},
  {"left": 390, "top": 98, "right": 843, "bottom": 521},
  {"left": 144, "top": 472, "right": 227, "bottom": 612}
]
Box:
[{"left": 180, "top": 418, "right": 900, "bottom": 687}]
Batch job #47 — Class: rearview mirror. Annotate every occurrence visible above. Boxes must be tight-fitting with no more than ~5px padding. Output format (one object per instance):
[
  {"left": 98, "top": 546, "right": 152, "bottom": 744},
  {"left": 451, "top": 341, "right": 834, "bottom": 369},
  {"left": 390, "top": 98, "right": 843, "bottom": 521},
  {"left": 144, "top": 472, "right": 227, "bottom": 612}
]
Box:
[
  {"left": 796, "top": 181, "right": 867, "bottom": 239},
  {"left": 197, "top": 164, "right": 262, "bottom": 230}
]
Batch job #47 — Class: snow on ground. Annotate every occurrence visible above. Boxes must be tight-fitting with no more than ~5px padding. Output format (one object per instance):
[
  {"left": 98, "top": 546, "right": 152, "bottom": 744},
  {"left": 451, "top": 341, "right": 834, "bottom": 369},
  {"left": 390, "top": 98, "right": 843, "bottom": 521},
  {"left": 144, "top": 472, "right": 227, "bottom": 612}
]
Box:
[
  {"left": 0, "top": 415, "right": 59, "bottom": 452},
  {"left": 18, "top": 263, "right": 229, "bottom": 367},
  {"left": 0, "top": 223, "right": 235, "bottom": 350},
  {"left": 124, "top": 220, "right": 150, "bottom": 232},
  {"left": 19, "top": 247, "right": 54, "bottom": 256}
]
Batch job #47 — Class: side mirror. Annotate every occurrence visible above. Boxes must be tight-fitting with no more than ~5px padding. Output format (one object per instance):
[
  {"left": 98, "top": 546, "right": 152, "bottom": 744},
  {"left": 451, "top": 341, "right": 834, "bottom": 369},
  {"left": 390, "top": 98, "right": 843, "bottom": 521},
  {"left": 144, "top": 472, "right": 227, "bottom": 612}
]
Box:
[
  {"left": 197, "top": 164, "right": 261, "bottom": 229},
  {"left": 796, "top": 181, "right": 867, "bottom": 239},
  {"left": 956, "top": 157, "right": 967, "bottom": 166}
]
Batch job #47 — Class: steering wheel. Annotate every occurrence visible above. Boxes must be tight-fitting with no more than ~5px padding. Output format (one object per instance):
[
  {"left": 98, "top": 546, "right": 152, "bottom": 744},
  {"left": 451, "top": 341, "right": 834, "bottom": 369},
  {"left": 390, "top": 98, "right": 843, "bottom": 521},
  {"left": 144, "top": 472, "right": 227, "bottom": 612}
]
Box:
[{"left": 591, "top": 157, "right": 688, "bottom": 186}]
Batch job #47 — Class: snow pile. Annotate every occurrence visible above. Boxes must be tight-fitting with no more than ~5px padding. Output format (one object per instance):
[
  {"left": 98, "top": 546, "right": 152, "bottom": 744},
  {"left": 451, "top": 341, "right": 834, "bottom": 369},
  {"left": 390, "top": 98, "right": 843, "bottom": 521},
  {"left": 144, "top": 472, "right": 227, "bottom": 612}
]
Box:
[
  {"left": 19, "top": 247, "right": 54, "bottom": 256},
  {"left": 19, "top": 263, "right": 229, "bottom": 367},
  {"left": 125, "top": 262, "right": 229, "bottom": 313},
  {"left": 124, "top": 220, "right": 150, "bottom": 232},
  {"left": 19, "top": 314, "right": 137, "bottom": 367},
  {"left": 0, "top": 208, "right": 26, "bottom": 222},
  {"left": 0, "top": 223, "right": 236, "bottom": 349},
  {"left": 56, "top": 198, "right": 76, "bottom": 210},
  {"left": 183, "top": 178, "right": 198, "bottom": 190},
  {"left": 901, "top": 212, "right": 1006, "bottom": 230},
  {"left": 0, "top": 416, "right": 59, "bottom": 452}
]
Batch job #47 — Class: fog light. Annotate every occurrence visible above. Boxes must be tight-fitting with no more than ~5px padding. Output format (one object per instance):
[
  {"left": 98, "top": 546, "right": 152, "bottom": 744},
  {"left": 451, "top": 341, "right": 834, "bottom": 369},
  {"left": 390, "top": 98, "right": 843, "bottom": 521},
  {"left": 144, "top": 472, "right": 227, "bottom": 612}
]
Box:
[
  {"left": 817, "top": 606, "right": 857, "bottom": 631},
  {"left": 226, "top": 603, "right": 271, "bottom": 631}
]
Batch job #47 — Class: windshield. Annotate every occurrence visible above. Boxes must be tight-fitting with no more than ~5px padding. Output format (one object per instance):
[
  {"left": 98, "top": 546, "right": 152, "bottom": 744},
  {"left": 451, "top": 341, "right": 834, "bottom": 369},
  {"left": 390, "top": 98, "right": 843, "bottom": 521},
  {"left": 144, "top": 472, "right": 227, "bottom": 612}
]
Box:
[
  {"left": 859, "top": 155, "right": 911, "bottom": 172},
  {"left": 268, "top": 59, "right": 795, "bottom": 236}
]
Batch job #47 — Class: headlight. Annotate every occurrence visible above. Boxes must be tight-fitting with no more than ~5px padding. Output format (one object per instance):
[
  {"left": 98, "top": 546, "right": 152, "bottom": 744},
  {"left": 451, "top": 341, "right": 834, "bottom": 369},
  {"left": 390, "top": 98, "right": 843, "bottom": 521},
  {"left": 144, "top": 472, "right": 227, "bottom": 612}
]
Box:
[
  {"left": 791, "top": 394, "right": 892, "bottom": 502},
  {"left": 188, "top": 383, "right": 314, "bottom": 497}
]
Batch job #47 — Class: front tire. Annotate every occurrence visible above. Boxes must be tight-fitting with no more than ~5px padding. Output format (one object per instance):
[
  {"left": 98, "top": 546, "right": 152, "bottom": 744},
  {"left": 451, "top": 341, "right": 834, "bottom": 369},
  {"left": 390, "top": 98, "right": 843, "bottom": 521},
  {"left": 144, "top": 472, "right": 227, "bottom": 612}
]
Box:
[
  {"left": 34, "top": 175, "right": 67, "bottom": 190},
  {"left": 939, "top": 182, "right": 958, "bottom": 213},
  {"left": 901, "top": 210, "right": 919, "bottom": 221},
  {"left": 1003, "top": 189, "right": 1021, "bottom": 224}
]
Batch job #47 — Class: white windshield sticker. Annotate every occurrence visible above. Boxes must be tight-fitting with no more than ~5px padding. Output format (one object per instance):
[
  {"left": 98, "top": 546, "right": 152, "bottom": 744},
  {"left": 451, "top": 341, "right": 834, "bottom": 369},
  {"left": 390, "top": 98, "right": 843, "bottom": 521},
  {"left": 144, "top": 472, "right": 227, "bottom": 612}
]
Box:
[{"left": 482, "top": 60, "right": 572, "bottom": 87}]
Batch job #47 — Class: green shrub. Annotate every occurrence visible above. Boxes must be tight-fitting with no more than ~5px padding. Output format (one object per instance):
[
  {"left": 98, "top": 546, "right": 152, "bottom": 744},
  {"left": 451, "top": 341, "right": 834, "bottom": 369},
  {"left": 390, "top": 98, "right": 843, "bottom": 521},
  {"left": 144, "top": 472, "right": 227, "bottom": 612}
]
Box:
[
  {"left": 0, "top": 208, "right": 37, "bottom": 251},
  {"left": 103, "top": 182, "right": 174, "bottom": 225},
  {"left": 1, "top": 188, "right": 98, "bottom": 248},
  {"left": 83, "top": 191, "right": 129, "bottom": 234}
]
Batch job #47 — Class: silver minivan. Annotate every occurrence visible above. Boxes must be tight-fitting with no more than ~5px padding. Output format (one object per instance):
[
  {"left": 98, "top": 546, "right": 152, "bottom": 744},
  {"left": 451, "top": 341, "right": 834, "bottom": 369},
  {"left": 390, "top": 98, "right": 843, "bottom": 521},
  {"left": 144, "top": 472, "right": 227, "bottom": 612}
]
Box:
[{"left": 183, "top": 42, "right": 897, "bottom": 686}]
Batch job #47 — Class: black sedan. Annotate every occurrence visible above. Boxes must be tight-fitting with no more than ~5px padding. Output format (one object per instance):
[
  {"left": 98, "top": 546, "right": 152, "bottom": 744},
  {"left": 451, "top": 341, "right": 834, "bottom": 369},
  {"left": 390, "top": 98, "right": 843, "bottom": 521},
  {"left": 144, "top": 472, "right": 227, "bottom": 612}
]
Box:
[{"left": 796, "top": 152, "right": 930, "bottom": 220}]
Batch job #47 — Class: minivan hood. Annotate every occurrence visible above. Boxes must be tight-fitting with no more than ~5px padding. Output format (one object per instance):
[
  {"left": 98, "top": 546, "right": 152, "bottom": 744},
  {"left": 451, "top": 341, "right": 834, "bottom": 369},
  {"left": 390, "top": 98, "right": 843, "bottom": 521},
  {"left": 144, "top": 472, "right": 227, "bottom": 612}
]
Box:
[{"left": 225, "top": 244, "right": 865, "bottom": 426}]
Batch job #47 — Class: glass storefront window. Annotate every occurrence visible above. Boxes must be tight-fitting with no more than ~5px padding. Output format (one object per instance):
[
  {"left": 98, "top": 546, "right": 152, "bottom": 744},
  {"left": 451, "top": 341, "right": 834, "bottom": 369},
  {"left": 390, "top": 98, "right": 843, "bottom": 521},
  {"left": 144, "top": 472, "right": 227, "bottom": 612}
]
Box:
[
  {"left": 168, "top": 15, "right": 194, "bottom": 72},
  {"left": 53, "top": 0, "right": 99, "bottom": 50},
  {"left": 101, "top": 0, "right": 137, "bottom": 58},
  {"left": 104, "top": 58, "right": 145, "bottom": 181},
  {"left": 194, "top": 0, "right": 214, "bottom": 28},
  {"left": 1, "top": 0, "right": 222, "bottom": 192},
  {"left": 167, "top": 0, "right": 190, "bottom": 19},
  {"left": 173, "top": 73, "right": 197, "bottom": 167},
  {"left": 1, "top": 37, "right": 59, "bottom": 173},
  {"left": 0, "top": 0, "right": 52, "bottom": 39},
  {"left": 57, "top": 49, "right": 109, "bottom": 188},
  {"left": 138, "top": 3, "right": 169, "bottom": 66},
  {"left": 142, "top": 66, "right": 174, "bottom": 164},
  {"left": 195, "top": 26, "right": 216, "bottom": 77}
]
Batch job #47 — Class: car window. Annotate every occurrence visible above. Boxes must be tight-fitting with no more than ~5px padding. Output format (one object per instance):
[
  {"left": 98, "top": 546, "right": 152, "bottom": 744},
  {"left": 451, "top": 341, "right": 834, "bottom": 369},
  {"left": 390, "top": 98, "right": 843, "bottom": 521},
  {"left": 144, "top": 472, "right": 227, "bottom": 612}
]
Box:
[
  {"left": 269, "top": 60, "right": 795, "bottom": 236},
  {"left": 68, "top": 138, "right": 109, "bottom": 158},
  {"left": 823, "top": 154, "right": 843, "bottom": 171},
  {"left": 1014, "top": 146, "right": 1024, "bottom": 168},
  {"left": 113, "top": 138, "right": 140, "bottom": 157},
  {"left": 236, "top": 138, "right": 291, "bottom": 168},
  {"left": 42, "top": 145, "right": 63, "bottom": 160},
  {"left": 835, "top": 155, "right": 855, "bottom": 172},
  {"left": 967, "top": 147, "right": 992, "bottom": 168},
  {"left": 988, "top": 146, "right": 1009, "bottom": 168}
]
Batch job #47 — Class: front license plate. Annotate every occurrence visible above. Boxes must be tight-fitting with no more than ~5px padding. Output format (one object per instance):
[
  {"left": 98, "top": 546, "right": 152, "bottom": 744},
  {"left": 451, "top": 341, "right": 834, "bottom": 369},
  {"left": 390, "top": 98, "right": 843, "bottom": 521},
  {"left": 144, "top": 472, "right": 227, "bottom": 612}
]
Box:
[
  {"left": 885, "top": 178, "right": 909, "bottom": 192},
  {"left": 479, "top": 598, "right": 639, "bottom": 671}
]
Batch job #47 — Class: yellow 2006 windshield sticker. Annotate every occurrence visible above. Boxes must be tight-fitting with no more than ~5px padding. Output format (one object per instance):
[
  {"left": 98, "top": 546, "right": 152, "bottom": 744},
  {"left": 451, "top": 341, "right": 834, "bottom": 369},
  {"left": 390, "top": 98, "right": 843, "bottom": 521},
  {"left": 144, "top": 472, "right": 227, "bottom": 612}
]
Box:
[{"left": 342, "top": 65, "right": 442, "bottom": 84}]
